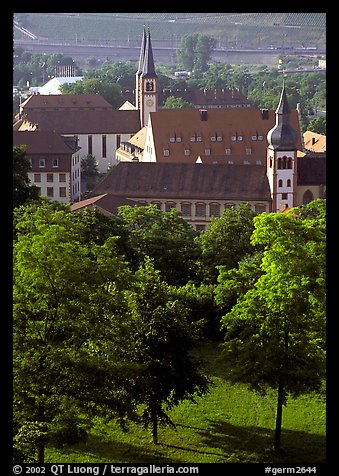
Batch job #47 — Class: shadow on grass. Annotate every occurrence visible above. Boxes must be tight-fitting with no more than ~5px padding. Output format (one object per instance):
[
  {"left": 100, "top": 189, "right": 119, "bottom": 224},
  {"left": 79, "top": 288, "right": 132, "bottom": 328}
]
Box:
[
  {"left": 49, "top": 421, "right": 325, "bottom": 464},
  {"left": 50, "top": 434, "right": 186, "bottom": 464},
  {"left": 195, "top": 419, "right": 326, "bottom": 464}
]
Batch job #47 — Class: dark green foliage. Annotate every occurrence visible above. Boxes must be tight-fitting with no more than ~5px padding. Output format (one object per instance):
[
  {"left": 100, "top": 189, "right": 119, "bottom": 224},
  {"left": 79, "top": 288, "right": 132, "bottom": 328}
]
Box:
[
  {"left": 13, "top": 145, "right": 40, "bottom": 208},
  {"left": 218, "top": 208, "right": 326, "bottom": 450},
  {"left": 121, "top": 260, "right": 211, "bottom": 444},
  {"left": 197, "top": 204, "right": 258, "bottom": 283}
]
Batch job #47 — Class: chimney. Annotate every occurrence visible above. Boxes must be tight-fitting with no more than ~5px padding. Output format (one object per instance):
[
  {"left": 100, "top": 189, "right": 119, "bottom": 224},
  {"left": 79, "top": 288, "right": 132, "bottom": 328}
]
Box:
[
  {"left": 261, "top": 109, "right": 269, "bottom": 120},
  {"left": 200, "top": 109, "right": 208, "bottom": 121}
]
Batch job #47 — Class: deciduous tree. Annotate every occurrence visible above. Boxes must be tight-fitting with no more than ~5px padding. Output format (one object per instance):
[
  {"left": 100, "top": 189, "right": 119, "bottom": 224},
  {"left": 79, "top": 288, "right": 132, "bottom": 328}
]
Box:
[{"left": 218, "top": 208, "right": 326, "bottom": 451}]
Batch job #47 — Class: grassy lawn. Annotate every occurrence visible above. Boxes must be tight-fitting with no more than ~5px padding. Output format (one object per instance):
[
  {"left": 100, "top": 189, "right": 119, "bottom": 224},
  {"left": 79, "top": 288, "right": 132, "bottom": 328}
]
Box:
[{"left": 45, "top": 341, "right": 326, "bottom": 464}]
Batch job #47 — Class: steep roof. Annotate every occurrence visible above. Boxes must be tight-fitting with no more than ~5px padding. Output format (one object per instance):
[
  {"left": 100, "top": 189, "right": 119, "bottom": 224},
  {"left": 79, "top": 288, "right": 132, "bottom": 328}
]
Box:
[
  {"left": 146, "top": 107, "right": 302, "bottom": 163},
  {"left": 303, "top": 131, "right": 326, "bottom": 152},
  {"left": 13, "top": 130, "right": 79, "bottom": 154},
  {"left": 141, "top": 29, "right": 157, "bottom": 78},
  {"left": 20, "top": 93, "right": 113, "bottom": 111},
  {"left": 70, "top": 193, "right": 140, "bottom": 214},
  {"left": 297, "top": 156, "right": 326, "bottom": 185},
  {"left": 267, "top": 84, "right": 299, "bottom": 150},
  {"left": 19, "top": 109, "right": 141, "bottom": 135},
  {"left": 91, "top": 162, "right": 271, "bottom": 202}
]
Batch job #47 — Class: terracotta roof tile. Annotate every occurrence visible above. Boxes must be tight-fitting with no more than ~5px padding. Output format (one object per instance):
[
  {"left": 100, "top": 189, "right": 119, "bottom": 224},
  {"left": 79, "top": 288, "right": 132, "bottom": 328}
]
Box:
[{"left": 146, "top": 107, "right": 302, "bottom": 164}]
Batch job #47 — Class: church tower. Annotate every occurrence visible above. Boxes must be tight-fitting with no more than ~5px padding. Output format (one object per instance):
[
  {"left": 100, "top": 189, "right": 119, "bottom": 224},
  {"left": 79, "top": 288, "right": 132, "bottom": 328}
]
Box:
[
  {"left": 266, "top": 83, "right": 299, "bottom": 212},
  {"left": 135, "top": 28, "right": 158, "bottom": 128}
]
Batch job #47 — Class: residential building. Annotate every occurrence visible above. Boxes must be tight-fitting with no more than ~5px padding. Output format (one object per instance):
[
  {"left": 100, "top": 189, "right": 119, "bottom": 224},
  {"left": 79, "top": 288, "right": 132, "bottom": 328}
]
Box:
[
  {"left": 88, "top": 162, "right": 272, "bottom": 230},
  {"left": 303, "top": 131, "right": 326, "bottom": 153},
  {"left": 15, "top": 107, "right": 141, "bottom": 174},
  {"left": 117, "top": 106, "right": 302, "bottom": 165},
  {"left": 88, "top": 84, "right": 325, "bottom": 229},
  {"left": 13, "top": 130, "right": 81, "bottom": 204}
]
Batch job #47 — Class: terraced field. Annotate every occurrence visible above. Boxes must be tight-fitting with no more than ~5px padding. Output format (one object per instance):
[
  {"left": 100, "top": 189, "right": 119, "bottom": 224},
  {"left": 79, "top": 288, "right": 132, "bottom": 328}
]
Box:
[{"left": 14, "top": 13, "right": 326, "bottom": 48}]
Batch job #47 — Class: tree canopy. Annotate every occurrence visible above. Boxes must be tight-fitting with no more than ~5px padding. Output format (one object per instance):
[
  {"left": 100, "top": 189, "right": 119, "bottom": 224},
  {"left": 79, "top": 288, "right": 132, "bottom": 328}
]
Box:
[{"left": 217, "top": 204, "right": 326, "bottom": 450}]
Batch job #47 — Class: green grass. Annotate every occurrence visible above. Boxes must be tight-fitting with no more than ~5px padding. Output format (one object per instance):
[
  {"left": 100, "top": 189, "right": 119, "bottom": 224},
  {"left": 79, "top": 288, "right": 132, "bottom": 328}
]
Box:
[{"left": 45, "top": 342, "right": 326, "bottom": 464}]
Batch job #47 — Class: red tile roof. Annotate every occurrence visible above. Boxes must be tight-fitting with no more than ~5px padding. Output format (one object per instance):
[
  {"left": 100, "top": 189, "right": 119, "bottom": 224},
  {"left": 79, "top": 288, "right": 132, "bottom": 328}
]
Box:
[
  {"left": 70, "top": 193, "right": 140, "bottom": 214},
  {"left": 146, "top": 107, "right": 302, "bottom": 164}
]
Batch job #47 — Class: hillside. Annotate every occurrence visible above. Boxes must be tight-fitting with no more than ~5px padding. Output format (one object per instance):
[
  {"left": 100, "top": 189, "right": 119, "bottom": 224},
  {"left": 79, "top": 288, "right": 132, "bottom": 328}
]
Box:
[{"left": 14, "top": 13, "right": 326, "bottom": 49}]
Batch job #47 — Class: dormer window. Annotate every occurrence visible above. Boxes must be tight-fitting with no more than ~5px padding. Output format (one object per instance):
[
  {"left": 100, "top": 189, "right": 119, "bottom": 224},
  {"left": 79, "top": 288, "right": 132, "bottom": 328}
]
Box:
[{"left": 39, "top": 159, "right": 46, "bottom": 168}]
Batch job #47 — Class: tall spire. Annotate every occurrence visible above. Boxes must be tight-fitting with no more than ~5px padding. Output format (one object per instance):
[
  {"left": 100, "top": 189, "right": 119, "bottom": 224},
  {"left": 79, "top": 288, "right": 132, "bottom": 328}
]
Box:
[
  {"left": 267, "top": 82, "right": 298, "bottom": 150},
  {"left": 136, "top": 27, "right": 147, "bottom": 76},
  {"left": 141, "top": 28, "right": 157, "bottom": 78}
]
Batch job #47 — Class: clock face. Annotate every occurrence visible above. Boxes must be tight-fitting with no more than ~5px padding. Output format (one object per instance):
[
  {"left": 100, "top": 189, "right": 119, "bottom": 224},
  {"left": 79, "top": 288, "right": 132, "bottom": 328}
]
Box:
[{"left": 146, "top": 99, "right": 154, "bottom": 107}]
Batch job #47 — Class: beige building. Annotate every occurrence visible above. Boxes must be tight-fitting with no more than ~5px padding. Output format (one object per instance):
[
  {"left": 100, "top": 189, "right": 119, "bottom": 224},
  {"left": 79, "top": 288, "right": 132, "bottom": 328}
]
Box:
[{"left": 13, "top": 130, "right": 81, "bottom": 204}]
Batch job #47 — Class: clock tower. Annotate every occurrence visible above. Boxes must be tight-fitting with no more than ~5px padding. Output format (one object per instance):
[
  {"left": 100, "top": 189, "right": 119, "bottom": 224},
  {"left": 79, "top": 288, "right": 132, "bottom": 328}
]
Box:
[
  {"left": 136, "top": 28, "right": 158, "bottom": 127},
  {"left": 266, "top": 82, "right": 299, "bottom": 212}
]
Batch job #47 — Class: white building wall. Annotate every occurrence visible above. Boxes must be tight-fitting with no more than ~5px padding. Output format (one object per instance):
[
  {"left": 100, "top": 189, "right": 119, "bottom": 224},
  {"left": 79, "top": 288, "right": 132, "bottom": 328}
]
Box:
[
  {"left": 140, "top": 124, "right": 156, "bottom": 162},
  {"left": 78, "top": 133, "right": 134, "bottom": 173}
]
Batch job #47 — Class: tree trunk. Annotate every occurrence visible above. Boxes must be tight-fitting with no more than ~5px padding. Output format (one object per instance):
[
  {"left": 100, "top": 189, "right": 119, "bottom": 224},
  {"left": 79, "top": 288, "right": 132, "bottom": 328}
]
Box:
[
  {"left": 274, "top": 379, "right": 284, "bottom": 451},
  {"left": 152, "top": 409, "right": 158, "bottom": 445},
  {"left": 37, "top": 444, "right": 45, "bottom": 464}
]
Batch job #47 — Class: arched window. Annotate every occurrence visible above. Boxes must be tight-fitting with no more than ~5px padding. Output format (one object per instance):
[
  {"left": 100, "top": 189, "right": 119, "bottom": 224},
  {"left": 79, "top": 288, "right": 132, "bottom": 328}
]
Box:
[
  {"left": 302, "top": 189, "right": 314, "bottom": 204},
  {"left": 278, "top": 179, "right": 283, "bottom": 187},
  {"left": 287, "top": 179, "right": 291, "bottom": 187}
]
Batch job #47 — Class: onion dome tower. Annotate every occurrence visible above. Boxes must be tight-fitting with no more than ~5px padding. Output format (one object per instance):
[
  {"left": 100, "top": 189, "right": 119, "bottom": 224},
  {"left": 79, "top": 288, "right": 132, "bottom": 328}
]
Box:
[{"left": 266, "top": 82, "right": 299, "bottom": 212}]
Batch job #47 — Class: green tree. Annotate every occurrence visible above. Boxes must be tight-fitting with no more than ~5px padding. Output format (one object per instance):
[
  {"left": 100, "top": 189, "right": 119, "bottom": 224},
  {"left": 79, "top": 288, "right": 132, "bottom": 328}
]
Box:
[
  {"left": 163, "top": 96, "right": 195, "bottom": 109},
  {"left": 177, "top": 33, "right": 216, "bottom": 75},
  {"left": 60, "top": 78, "right": 123, "bottom": 108},
  {"left": 308, "top": 115, "right": 326, "bottom": 135},
  {"left": 118, "top": 205, "right": 201, "bottom": 285},
  {"left": 81, "top": 154, "right": 100, "bottom": 191},
  {"left": 13, "top": 145, "right": 40, "bottom": 208},
  {"left": 218, "top": 209, "right": 326, "bottom": 451},
  {"left": 122, "top": 260, "right": 210, "bottom": 444},
  {"left": 13, "top": 203, "right": 133, "bottom": 462},
  {"left": 197, "top": 204, "right": 257, "bottom": 283}
]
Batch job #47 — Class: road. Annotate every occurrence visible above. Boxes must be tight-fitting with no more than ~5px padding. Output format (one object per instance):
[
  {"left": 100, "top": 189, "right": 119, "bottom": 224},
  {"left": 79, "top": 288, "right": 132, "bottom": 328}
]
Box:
[{"left": 14, "top": 38, "right": 326, "bottom": 66}]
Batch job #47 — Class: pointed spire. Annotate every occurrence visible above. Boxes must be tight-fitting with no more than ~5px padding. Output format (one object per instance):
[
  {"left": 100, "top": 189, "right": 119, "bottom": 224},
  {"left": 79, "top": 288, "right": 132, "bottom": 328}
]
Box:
[
  {"left": 141, "top": 28, "right": 157, "bottom": 78},
  {"left": 275, "top": 80, "right": 291, "bottom": 115},
  {"left": 267, "top": 82, "right": 298, "bottom": 150},
  {"left": 136, "top": 27, "right": 147, "bottom": 76}
]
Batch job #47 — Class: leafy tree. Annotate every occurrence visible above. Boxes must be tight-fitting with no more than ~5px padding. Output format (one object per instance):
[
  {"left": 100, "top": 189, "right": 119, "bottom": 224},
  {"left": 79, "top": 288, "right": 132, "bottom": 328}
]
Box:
[
  {"left": 60, "top": 79, "right": 123, "bottom": 108},
  {"left": 171, "top": 282, "right": 224, "bottom": 340},
  {"left": 122, "top": 260, "right": 210, "bottom": 444},
  {"left": 197, "top": 204, "right": 257, "bottom": 283},
  {"left": 81, "top": 154, "right": 100, "bottom": 191},
  {"left": 177, "top": 33, "right": 216, "bottom": 75},
  {"left": 13, "top": 203, "right": 133, "bottom": 462},
  {"left": 218, "top": 209, "right": 326, "bottom": 451},
  {"left": 13, "top": 145, "right": 40, "bottom": 209},
  {"left": 163, "top": 96, "right": 195, "bottom": 109},
  {"left": 308, "top": 115, "right": 326, "bottom": 135},
  {"left": 117, "top": 205, "right": 201, "bottom": 285}
]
